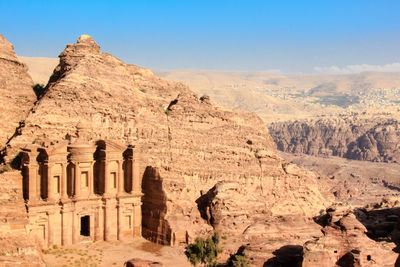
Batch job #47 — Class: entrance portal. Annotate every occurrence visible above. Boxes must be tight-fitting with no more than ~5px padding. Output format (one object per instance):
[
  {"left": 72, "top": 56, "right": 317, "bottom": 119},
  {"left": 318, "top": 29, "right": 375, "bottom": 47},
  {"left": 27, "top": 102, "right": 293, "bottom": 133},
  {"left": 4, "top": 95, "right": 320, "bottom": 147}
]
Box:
[{"left": 80, "top": 216, "right": 90, "bottom": 236}]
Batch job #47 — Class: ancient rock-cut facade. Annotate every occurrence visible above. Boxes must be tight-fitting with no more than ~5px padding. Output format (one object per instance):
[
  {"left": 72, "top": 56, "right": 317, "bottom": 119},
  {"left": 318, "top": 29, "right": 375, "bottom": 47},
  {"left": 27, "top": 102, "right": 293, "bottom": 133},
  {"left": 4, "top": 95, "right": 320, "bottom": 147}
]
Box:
[{"left": 20, "top": 140, "right": 142, "bottom": 247}]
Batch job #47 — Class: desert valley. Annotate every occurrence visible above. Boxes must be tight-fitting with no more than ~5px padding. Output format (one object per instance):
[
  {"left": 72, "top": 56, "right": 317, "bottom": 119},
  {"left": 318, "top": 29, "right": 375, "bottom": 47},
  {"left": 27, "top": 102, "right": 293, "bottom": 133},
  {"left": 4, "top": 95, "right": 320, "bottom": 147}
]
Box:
[
  {"left": 0, "top": 31, "right": 399, "bottom": 267},
  {"left": 0, "top": 1, "right": 400, "bottom": 265}
]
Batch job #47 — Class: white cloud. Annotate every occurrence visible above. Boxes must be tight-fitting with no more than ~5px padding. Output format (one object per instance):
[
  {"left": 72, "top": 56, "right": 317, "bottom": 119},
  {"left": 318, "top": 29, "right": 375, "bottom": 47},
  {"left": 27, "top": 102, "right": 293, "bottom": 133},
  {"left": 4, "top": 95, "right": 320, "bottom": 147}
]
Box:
[{"left": 314, "top": 62, "right": 400, "bottom": 74}]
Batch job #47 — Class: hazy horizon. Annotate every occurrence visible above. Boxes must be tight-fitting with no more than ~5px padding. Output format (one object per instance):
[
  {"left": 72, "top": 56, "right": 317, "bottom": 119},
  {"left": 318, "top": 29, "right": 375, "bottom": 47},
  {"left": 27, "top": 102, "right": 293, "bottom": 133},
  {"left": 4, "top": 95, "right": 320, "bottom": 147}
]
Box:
[{"left": 3, "top": 0, "right": 400, "bottom": 74}]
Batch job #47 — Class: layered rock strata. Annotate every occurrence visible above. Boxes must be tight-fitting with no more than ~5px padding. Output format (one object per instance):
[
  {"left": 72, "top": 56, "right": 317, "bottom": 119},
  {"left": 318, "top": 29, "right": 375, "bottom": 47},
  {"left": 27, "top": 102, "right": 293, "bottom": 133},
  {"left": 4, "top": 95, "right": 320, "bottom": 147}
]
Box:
[
  {"left": 303, "top": 204, "right": 398, "bottom": 267},
  {"left": 0, "top": 34, "right": 43, "bottom": 266},
  {"left": 7, "top": 35, "right": 332, "bottom": 247},
  {"left": 269, "top": 115, "right": 400, "bottom": 163},
  {"left": 0, "top": 34, "right": 35, "bottom": 148},
  {"left": 0, "top": 171, "right": 44, "bottom": 266}
]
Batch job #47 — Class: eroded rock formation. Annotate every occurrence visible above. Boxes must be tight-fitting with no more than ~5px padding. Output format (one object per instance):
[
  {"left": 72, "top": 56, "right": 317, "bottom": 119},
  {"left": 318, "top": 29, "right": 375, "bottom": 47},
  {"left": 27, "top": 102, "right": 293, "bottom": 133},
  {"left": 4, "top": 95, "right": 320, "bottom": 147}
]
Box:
[
  {"left": 0, "top": 34, "right": 43, "bottom": 267},
  {"left": 303, "top": 204, "right": 398, "bottom": 267},
  {"left": 5, "top": 35, "right": 333, "bottom": 249},
  {"left": 0, "top": 34, "right": 35, "bottom": 147},
  {"left": 269, "top": 115, "right": 400, "bottom": 163},
  {"left": 0, "top": 171, "right": 44, "bottom": 266}
]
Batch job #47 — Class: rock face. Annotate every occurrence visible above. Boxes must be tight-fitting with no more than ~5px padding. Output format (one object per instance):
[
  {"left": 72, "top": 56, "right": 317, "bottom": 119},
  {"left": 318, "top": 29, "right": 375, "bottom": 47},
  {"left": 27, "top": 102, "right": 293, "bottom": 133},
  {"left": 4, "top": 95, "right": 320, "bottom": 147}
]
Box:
[
  {"left": 241, "top": 215, "right": 322, "bottom": 266},
  {"left": 303, "top": 204, "right": 398, "bottom": 267},
  {"left": 269, "top": 115, "right": 400, "bottom": 163},
  {"left": 0, "top": 171, "right": 44, "bottom": 266},
  {"left": 0, "top": 34, "right": 35, "bottom": 147},
  {"left": 6, "top": 35, "right": 332, "bottom": 247},
  {"left": 0, "top": 34, "right": 43, "bottom": 267}
]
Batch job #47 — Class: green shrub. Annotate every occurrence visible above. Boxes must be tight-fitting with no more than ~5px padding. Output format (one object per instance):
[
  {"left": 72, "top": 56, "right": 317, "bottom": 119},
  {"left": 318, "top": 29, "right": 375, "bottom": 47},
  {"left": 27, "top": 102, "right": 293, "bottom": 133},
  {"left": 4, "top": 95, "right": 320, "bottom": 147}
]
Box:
[
  {"left": 185, "top": 233, "right": 222, "bottom": 267},
  {"left": 227, "top": 254, "right": 251, "bottom": 267},
  {"left": 0, "top": 165, "right": 9, "bottom": 174}
]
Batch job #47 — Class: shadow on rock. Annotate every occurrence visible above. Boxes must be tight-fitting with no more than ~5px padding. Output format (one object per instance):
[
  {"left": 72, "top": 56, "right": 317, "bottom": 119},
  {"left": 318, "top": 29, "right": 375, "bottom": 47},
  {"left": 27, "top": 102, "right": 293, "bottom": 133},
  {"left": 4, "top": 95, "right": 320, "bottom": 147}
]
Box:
[{"left": 263, "top": 245, "right": 303, "bottom": 267}]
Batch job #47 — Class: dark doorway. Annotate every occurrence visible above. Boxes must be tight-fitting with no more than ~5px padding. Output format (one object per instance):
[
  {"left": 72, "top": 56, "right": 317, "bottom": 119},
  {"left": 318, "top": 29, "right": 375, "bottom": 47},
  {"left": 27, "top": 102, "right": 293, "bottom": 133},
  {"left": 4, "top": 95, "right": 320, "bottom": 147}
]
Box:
[{"left": 80, "top": 216, "right": 90, "bottom": 236}]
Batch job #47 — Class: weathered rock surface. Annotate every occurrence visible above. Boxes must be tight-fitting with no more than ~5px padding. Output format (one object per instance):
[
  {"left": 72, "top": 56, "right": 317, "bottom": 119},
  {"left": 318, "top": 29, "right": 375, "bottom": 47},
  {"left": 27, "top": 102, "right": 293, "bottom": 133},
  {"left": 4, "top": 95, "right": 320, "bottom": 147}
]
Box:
[
  {"left": 303, "top": 204, "right": 398, "bottom": 267},
  {"left": 6, "top": 35, "right": 332, "bottom": 247},
  {"left": 269, "top": 114, "right": 400, "bottom": 163},
  {"left": 241, "top": 215, "right": 322, "bottom": 266},
  {"left": 0, "top": 34, "right": 35, "bottom": 148},
  {"left": 280, "top": 151, "right": 400, "bottom": 206},
  {"left": 0, "top": 171, "right": 44, "bottom": 266}
]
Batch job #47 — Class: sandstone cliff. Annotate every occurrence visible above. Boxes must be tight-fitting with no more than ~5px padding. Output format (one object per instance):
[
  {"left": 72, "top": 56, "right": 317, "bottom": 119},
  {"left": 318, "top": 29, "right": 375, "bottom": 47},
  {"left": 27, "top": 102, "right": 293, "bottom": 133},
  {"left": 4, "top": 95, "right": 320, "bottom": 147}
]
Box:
[
  {"left": 0, "top": 34, "right": 43, "bottom": 267},
  {"left": 303, "top": 203, "right": 399, "bottom": 267},
  {"left": 7, "top": 35, "right": 332, "bottom": 247},
  {"left": 0, "top": 34, "right": 36, "bottom": 148},
  {"left": 269, "top": 114, "right": 400, "bottom": 163}
]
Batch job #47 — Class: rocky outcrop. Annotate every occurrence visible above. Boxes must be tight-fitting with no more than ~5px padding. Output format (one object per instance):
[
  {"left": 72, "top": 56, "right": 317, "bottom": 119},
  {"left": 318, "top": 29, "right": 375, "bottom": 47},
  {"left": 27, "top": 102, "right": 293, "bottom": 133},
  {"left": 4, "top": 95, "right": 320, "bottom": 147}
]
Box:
[
  {"left": 5, "top": 35, "right": 333, "bottom": 247},
  {"left": 0, "top": 171, "right": 44, "bottom": 266},
  {"left": 0, "top": 34, "right": 35, "bottom": 148},
  {"left": 241, "top": 215, "right": 322, "bottom": 266},
  {"left": 303, "top": 204, "right": 398, "bottom": 267},
  {"left": 269, "top": 115, "right": 400, "bottom": 163}
]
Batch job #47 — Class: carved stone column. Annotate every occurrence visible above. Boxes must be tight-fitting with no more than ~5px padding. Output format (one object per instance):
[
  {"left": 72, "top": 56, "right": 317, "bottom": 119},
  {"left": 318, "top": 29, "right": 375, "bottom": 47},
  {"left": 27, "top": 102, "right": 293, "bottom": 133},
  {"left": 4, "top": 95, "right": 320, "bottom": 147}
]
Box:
[
  {"left": 61, "top": 162, "right": 67, "bottom": 199},
  {"left": 104, "top": 159, "right": 109, "bottom": 195},
  {"left": 28, "top": 161, "right": 39, "bottom": 201},
  {"left": 74, "top": 162, "right": 81, "bottom": 197},
  {"left": 117, "top": 160, "right": 124, "bottom": 195},
  {"left": 47, "top": 211, "right": 55, "bottom": 246},
  {"left": 47, "top": 163, "right": 54, "bottom": 201},
  {"left": 117, "top": 202, "right": 122, "bottom": 240},
  {"left": 89, "top": 162, "right": 94, "bottom": 196},
  {"left": 94, "top": 205, "right": 104, "bottom": 241},
  {"left": 133, "top": 203, "right": 142, "bottom": 236},
  {"left": 104, "top": 198, "right": 118, "bottom": 241},
  {"left": 61, "top": 205, "right": 73, "bottom": 246},
  {"left": 72, "top": 211, "right": 79, "bottom": 244}
]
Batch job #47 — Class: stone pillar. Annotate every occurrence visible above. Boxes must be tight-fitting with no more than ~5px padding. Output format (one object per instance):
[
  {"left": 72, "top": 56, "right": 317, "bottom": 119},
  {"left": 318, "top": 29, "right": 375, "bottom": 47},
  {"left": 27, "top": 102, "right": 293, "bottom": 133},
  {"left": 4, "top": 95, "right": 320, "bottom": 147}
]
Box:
[
  {"left": 89, "top": 162, "right": 94, "bottom": 196},
  {"left": 117, "top": 160, "right": 124, "bottom": 195},
  {"left": 104, "top": 199, "right": 118, "bottom": 241},
  {"left": 117, "top": 202, "right": 122, "bottom": 240},
  {"left": 61, "top": 163, "right": 67, "bottom": 199},
  {"left": 47, "top": 211, "right": 54, "bottom": 246},
  {"left": 61, "top": 207, "right": 73, "bottom": 246},
  {"left": 72, "top": 211, "right": 79, "bottom": 244},
  {"left": 133, "top": 203, "right": 141, "bottom": 236},
  {"left": 28, "top": 162, "right": 39, "bottom": 201},
  {"left": 74, "top": 162, "right": 81, "bottom": 197},
  {"left": 36, "top": 167, "right": 41, "bottom": 200},
  {"left": 104, "top": 159, "right": 109, "bottom": 195},
  {"left": 47, "top": 163, "right": 54, "bottom": 200},
  {"left": 95, "top": 205, "right": 104, "bottom": 241}
]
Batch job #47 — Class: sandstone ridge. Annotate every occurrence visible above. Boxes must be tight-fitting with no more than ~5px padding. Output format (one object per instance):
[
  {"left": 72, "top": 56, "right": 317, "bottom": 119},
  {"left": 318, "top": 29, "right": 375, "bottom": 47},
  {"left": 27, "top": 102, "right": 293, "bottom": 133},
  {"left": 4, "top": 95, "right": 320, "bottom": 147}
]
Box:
[
  {"left": 7, "top": 34, "right": 332, "bottom": 249},
  {"left": 0, "top": 34, "right": 35, "bottom": 147},
  {"left": 269, "top": 114, "right": 400, "bottom": 163}
]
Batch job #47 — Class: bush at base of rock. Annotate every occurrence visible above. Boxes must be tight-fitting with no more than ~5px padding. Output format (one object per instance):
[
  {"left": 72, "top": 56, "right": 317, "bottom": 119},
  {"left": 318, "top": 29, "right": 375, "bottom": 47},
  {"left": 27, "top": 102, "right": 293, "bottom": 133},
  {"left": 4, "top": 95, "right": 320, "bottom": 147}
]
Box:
[
  {"left": 227, "top": 254, "right": 251, "bottom": 267},
  {"left": 185, "top": 233, "right": 222, "bottom": 267}
]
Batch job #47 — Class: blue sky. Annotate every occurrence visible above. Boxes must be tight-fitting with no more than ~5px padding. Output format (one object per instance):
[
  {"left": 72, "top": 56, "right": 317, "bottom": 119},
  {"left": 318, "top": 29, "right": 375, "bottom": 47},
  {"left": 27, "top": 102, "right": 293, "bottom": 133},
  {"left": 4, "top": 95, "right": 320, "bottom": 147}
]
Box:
[{"left": 1, "top": 0, "right": 399, "bottom": 73}]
